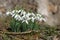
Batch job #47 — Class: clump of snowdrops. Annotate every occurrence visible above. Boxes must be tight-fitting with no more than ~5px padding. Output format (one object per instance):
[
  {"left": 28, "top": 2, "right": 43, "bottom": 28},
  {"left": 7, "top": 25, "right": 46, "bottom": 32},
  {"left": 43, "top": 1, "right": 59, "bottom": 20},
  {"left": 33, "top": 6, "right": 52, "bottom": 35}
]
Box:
[{"left": 6, "top": 9, "right": 46, "bottom": 32}]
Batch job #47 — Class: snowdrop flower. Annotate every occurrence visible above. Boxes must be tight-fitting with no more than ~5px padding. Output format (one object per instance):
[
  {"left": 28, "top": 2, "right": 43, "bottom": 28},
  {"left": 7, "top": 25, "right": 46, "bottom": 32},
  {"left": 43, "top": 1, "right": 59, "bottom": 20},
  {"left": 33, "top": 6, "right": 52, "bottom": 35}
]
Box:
[
  {"left": 38, "top": 18, "right": 46, "bottom": 22},
  {"left": 11, "top": 14, "right": 16, "bottom": 17},
  {"left": 22, "top": 15, "right": 31, "bottom": 24},
  {"left": 18, "top": 16, "right": 23, "bottom": 21},
  {"left": 17, "top": 10, "right": 21, "bottom": 13},
  {"left": 12, "top": 10, "right": 16, "bottom": 13},
  {"left": 22, "top": 20, "right": 28, "bottom": 24},
  {"left": 31, "top": 13, "right": 35, "bottom": 16},
  {"left": 22, "top": 17, "right": 29, "bottom": 24},
  {"left": 41, "top": 18, "right": 46, "bottom": 22},
  {"left": 12, "top": 10, "right": 21, "bottom": 13},
  {"left": 9, "top": 12, "right": 16, "bottom": 17},
  {"left": 26, "top": 13, "right": 31, "bottom": 17},
  {"left": 36, "top": 16, "right": 40, "bottom": 20},
  {"left": 20, "top": 10, "right": 26, "bottom": 16},
  {"left": 10, "top": 12, "right": 14, "bottom": 15},
  {"left": 31, "top": 17, "right": 35, "bottom": 22},
  {"left": 36, "top": 14, "right": 42, "bottom": 17},
  {"left": 15, "top": 10, "right": 19, "bottom": 13},
  {"left": 22, "top": 15, "right": 31, "bottom": 21},
  {"left": 25, "top": 13, "right": 31, "bottom": 19},
  {"left": 6, "top": 11, "right": 11, "bottom": 16},
  {"left": 14, "top": 15, "right": 22, "bottom": 21},
  {"left": 14, "top": 15, "right": 19, "bottom": 20}
]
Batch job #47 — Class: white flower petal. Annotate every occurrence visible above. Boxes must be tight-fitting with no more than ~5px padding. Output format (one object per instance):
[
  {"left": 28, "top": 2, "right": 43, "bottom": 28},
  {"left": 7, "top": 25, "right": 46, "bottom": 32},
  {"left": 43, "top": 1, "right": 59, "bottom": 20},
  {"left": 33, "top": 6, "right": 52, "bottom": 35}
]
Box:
[
  {"left": 31, "top": 13, "right": 35, "bottom": 16},
  {"left": 31, "top": 17, "right": 35, "bottom": 22},
  {"left": 26, "top": 20, "right": 28, "bottom": 24},
  {"left": 12, "top": 10, "right": 15, "bottom": 13},
  {"left": 17, "top": 10, "right": 21, "bottom": 13},
  {"left": 12, "top": 14, "right": 15, "bottom": 17},
  {"left": 6, "top": 12, "right": 11, "bottom": 16}
]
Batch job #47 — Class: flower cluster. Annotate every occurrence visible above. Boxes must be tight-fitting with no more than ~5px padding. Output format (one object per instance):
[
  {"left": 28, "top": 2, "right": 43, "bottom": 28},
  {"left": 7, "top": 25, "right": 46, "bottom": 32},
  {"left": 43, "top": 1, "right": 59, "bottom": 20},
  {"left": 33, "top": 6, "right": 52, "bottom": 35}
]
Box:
[{"left": 6, "top": 9, "right": 46, "bottom": 24}]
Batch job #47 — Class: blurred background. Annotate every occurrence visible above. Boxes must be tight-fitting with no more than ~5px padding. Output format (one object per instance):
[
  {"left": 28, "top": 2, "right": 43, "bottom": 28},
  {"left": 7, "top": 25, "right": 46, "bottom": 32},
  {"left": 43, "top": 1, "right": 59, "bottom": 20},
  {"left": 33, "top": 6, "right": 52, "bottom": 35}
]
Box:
[
  {"left": 0, "top": 0, "right": 60, "bottom": 40},
  {"left": 0, "top": 0, "right": 37, "bottom": 14}
]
